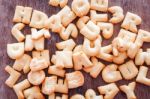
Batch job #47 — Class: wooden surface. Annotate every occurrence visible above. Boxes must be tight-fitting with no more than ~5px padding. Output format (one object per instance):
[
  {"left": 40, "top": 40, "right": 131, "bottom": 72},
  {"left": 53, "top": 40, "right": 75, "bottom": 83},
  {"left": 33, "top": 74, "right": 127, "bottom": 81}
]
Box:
[{"left": 0, "top": 0, "right": 150, "bottom": 99}]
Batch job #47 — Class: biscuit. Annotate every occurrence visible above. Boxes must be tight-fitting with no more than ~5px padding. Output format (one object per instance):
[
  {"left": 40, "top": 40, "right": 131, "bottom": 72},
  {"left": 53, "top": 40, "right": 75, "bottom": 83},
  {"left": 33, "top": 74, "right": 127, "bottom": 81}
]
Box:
[
  {"left": 136, "top": 66, "right": 150, "bottom": 86},
  {"left": 98, "top": 83, "right": 119, "bottom": 99},
  {"left": 70, "top": 94, "right": 85, "bottom": 99},
  {"left": 5, "top": 65, "right": 21, "bottom": 88},
  {"left": 120, "top": 82, "right": 136, "bottom": 99},
  {"left": 55, "top": 51, "right": 73, "bottom": 68},
  {"left": 42, "top": 76, "right": 57, "bottom": 95},
  {"left": 80, "top": 21, "right": 100, "bottom": 40},
  {"left": 91, "top": 0, "right": 108, "bottom": 12},
  {"left": 96, "top": 44, "right": 113, "bottom": 62},
  {"left": 83, "top": 57, "right": 105, "bottom": 78},
  {"left": 66, "top": 71, "right": 84, "bottom": 89},
  {"left": 97, "top": 22, "right": 114, "bottom": 39},
  {"left": 49, "top": 0, "right": 68, "bottom": 8},
  {"left": 7, "top": 42, "right": 24, "bottom": 59},
  {"left": 121, "top": 12, "right": 142, "bottom": 33},
  {"left": 11, "top": 23, "right": 25, "bottom": 42},
  {"left": 55, "top": 79, "right": 68, "bottom": 93},
  {"left": 59, "top": 23, "right": 78, "bottom": 40},
  {"left": 24, "top": 86, "right": 45, "bottom": 99},
  {"left": 56, "top": 39, "right": 76, "bottom": 51},
  {"left": 90, "top": 10, "right": 108, "bottom": 23},
  {"left": 48, "top": 65, "right": 65, "bottom": 77},
  {"left": 102, "top": 64, "right": 122, "bottom": 83},
  {"left": 30, "top": 10, "right": 48, "bottom": 29},
  {"left": 13, "top": 54, "right": 31, "bottom": 73},
  {"left": 72, "top": 0, "right": 90, "bottom": 17},
  {"left": 85, "top": 89, "right": 103, "bottom": 99},
  {"left": 76, "top": 16, "right": 89, "bottom": 30},
  {"left": 119, "top": 60, "right": 138, "bottom": 80},
  {"left": 13, "top": 79, "right": 31, "bottom": 99},
  {"left": 73, "top": 51, "right": 93, "bottom": 70},
  {"left": 82, "top": 36, "right": 101, "bottom": 56},
  {"left": 57, "top": 6, "right": 76, "bottom": 27},
  {"left": 28, "top": 70, "right": 45, "bottom": 85},
  {"left": 13, "top": 6, "right": 32, "bottom": 24},
  {"left": 108, "top": 6, "right": 124, "bottom": 23}
]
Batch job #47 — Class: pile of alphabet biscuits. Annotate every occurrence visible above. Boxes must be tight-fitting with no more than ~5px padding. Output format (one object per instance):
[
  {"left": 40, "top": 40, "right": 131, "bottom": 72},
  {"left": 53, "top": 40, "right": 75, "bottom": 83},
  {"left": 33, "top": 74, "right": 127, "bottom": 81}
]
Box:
[{"left": 5, "top": 0, "right": 150, "bottom": 99}]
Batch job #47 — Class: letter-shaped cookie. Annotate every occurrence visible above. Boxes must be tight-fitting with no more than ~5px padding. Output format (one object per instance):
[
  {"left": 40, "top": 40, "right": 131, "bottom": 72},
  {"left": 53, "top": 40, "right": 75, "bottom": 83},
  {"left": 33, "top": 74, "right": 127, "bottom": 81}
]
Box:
[
  {"left": 24, "top": 86, "right": 45, "bottom": 99},
  {"left": 97, "top": 22, "right": 114, "bottom": 39},
  {"left": 98, "top": 83, "right": 119, "bottom": 99},
  {"left": 91, "top": 0, "right": 108, "bottom": 12},
  {"left": 91, "top": 10, "right": 108, "bottom": 23},
  {"left": 83, "top": 57, "right": 105, "bottom": 78},
  {"left": 83, "top": 36, "right": 101, "bottom": 56},
  {"left": 55, "top": 51, "right": 73, "bottom": 68},
  {"left": 66, "top": 71, "right": 84, "bottom": 89},
  {"left": 72, "top": 0, "right": 90, "bottom": 17},
  {"left": 42, "top": 76, "right": 57, "bottom": 95},
  {"left": 5, "top": 66, "right": 21, "bottom": 88},
  {"left": 56, "top": 39, "right": 76, "bottom": 51},
  {"left": 102, "top": 64, "right": 122, "bottom": 83},
  {"left": 28, "top": 70, "right": 45, "bottom": 85},
  {"left": 30, "top": 10, "right": 48, "bottom": 29},
  {"left": 108, "top": 6, "right": 124, "bottom": 23},
  {"left": 121, "top": 12, "right": 142, "bottom": 33},
  {"left": 11, "top": 23, "right": 25, "bottom": 42},
  {"left": 120, "top": 82, "right": 136, "bottom": 99},
  {"left": 119, "top": 60, "right": 138, "bottom": 80},
  {"left": 7, "top": 42, "right": 24, "bottom": 59},
  {"left": 80, "top": 21, "right": 100, "bottom": 40},
  {"left": 136, "top": 66, "right": 150, "bottom": 86},
  {"left": 85, "top": 89, "right": 103, "bottom": 99},
  {"left": 13, "top": 54, "right": 31, "bottom": 73},
  {"left": 55, "top": 79, "right": 68, "bottom": 93},
  {"left": 48, "top": 65, "right": 65, "bottom": 77},
  {"left": 73, "top": 51, "right": 93, "bottom": 70},
  {"left": 13, "top": 79, "right": 31, "bottom": 99},
  {"left": 13, "top": 6, "right": 32, "bottom": 24},
  {"left": 60, "top": 23, "right": 78, "bottom": 40}
]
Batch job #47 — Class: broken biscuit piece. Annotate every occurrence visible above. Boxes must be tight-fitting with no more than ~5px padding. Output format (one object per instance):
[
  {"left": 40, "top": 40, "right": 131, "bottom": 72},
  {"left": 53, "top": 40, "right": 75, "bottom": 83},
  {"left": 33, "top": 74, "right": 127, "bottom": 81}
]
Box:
[
  {"left": 48, "top": 65, "right": 65, "bottom": 77},
  {"left": 49, "top": 0, "right": 68, "bottom": 8}
]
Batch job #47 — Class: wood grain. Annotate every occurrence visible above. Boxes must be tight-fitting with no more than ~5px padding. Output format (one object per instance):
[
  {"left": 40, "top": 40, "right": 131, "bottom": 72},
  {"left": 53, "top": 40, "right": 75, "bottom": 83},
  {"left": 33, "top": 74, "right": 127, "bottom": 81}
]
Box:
[{"left": 0, "top": 0, "right": 150, "bottom": 99}]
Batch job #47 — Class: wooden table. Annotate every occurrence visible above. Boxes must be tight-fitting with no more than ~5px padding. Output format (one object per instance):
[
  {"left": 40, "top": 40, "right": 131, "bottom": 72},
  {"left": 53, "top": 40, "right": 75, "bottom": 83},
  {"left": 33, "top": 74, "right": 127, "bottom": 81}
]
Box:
[{"left": 0, "top": 0, "right": 150, "bottom": 99}]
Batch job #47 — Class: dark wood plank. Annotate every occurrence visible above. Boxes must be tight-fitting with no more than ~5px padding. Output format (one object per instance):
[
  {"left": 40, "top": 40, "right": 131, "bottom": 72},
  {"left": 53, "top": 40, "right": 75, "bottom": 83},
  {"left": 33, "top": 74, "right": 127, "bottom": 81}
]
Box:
[{"left": 0, "top": 0, "right": 150, "bottom": 99}]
